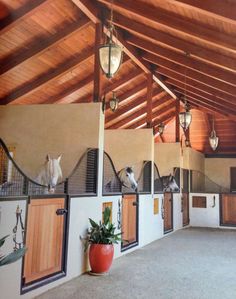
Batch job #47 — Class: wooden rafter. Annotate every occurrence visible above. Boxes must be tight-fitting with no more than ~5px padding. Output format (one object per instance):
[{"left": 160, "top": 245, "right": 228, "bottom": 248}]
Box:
[
  {"left": 173, "top": 0, "right": 236, "bottom": 24},
  {"left": 0, "top": 0, "right": 51, "bottom": 34},
  {"left": 72, "top": 0, "right": 177, "bottom": 100},
  {"left": 128, "top": 36, "right": 236, "bottom": 88},
  {"left": 1, "top": 49, "right": 94, "bottom": 105},
  {"left": 156, "top": 67, "right": 236, "bottom": 105},
  {"left": 105, "top": 87, "right": 162, "bottom": 125},
  {"left": 97, "top": 0, "right": 236, "bottom": 53},
  {"left": 112, "top": 13, "right": 236, "bottom": 72},
  {"left": 168, "top": 78, "right": 236, "bottom": 115},
  {"left": 0, "top": 18, "right": 91, "bottom": 75},
  {"left": 108, "top": 96, "right": 173, "bottom": 129}
]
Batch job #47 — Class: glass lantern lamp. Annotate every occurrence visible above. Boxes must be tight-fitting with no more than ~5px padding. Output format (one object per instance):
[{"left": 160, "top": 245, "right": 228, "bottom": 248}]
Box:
[{"left": 109, "top": 91, "right": 119, "bottom": 112}]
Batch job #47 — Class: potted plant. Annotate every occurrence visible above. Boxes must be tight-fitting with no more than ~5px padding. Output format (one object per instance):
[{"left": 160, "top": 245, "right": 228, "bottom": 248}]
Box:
[
  {"left": 84, "top": 207, "right": 122, "bottom": 275},
  {"left": 0, "top": 235, "right": 27, "bottom": 267}
]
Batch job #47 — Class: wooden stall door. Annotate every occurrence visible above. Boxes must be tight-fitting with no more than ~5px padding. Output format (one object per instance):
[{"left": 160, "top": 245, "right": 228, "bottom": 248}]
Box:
[
  {"left": 122, "top": 194, "right": 138, "bottom": 249},
  {"left": 221, "top": 194, "right": 236, "bottom": 226},
  {"left": 23, "top": 198, "right": 66, "bottom": 285},
  {"left": 182, "top": 193, "right": 189, "bottom": 226},
  {"left": 164, "top": 193, "right": 173, "bottom": 234}
]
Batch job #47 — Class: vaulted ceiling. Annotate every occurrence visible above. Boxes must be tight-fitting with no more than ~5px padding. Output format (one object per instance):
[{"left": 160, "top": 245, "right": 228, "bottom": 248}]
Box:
[{"left": 0, "top": 0, "right": 235, "bottom": 155}]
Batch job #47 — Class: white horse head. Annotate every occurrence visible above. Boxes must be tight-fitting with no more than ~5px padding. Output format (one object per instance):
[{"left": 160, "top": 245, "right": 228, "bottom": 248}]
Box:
[
  {"left": 162, "top": 174, "right": 179, "bottom": 192},
  {"left": 36, "top": 154, "right": 62, "bottom": 193},
  {"left": 118, "top": 167, "right": 138, "bottom": 191}
]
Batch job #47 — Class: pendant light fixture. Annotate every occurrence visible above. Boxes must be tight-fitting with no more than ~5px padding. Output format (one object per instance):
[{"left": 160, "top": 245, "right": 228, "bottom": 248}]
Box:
[
  {"left": 109, "top": 91, "right": 119, "bottom": 112},
  {"left": 179, "top": 57, "right": 192, "bottom": 131},
  {"left": 157, "top": 122, "right": 165, "bottom": 135},
  {"left": 209, "top": 118, "right": 219, "bottom": 151},
  {"left": 99, "top": 0, "right": 123, "bottom": 78}
]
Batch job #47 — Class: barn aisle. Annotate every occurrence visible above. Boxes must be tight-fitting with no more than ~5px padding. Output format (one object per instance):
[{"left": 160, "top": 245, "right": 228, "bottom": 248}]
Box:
[{"left": 36, "top": 228, "right": 236, "bottom": 299}]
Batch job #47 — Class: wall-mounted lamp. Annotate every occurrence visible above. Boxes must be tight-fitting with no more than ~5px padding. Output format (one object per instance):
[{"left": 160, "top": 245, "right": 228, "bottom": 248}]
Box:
[{"left": 109, "top": 91, "right": 119, "bottom": 112}]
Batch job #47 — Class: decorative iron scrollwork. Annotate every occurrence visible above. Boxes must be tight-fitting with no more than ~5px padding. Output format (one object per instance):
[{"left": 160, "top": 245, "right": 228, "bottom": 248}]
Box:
[
  {"left": 117, "top": 198, "right": 122, "bottom": 230},
  {"left": 13, "top": 205, "right": 25, "bottom": 251}
]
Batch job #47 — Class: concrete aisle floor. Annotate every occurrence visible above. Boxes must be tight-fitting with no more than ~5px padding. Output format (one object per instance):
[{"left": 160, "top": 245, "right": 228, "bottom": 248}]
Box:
[{"left": 36, "top": 228, "right": 236, "bottom": 299}]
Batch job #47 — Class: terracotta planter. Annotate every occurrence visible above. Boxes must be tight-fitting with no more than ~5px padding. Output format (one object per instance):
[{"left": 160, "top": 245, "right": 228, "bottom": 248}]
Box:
[{"left": 89, "top": 244, "right": 114, "bottom": 274}]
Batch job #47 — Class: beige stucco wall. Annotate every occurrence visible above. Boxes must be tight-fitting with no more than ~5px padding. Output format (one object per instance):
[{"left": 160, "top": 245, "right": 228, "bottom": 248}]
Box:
[
  {"left": 0, "top": 103, "right": 103, "bottom": 178},
  {"left": 205, "top": 158, "right": 236, "bottom": 190},
  {"left": 104, "top": 129, "right": 154, "bottom": 174},
  {"left": 155, "top": 143, "right": 181, "bottom": 176},
  {"left": 182, "top": 147, "right": 205, "bottom": 173}
]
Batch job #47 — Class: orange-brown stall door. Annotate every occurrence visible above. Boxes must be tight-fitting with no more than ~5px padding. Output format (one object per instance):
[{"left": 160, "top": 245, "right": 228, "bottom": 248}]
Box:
[
  {"left": 182, "top": 193, "right": 189, "bottom": 226},
  {"left": 23, "top": 198, "right": 66, "bottom": 285},
  {"left": 164, "top": 193, "right": 173, "bottom": 233},
  {"left": 221, "top": 194, "right": 236, "bottom": 226},
  {"left": 122, "top": 194, "right": 138, "bottom": 249}
]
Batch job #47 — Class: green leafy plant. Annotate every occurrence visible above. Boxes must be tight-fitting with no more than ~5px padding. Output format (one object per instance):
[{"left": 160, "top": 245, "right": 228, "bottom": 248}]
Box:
[
  {"left": 84, "top": 207, "right": 122, "bottom": 252},
  {"left": 0, "top": 235, "right": 27, "bottom": 267}
]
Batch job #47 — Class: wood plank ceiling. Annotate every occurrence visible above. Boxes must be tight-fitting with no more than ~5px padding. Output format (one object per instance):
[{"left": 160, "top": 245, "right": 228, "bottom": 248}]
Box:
[{"left": 0, "top": 0, "right": 235, "bottom": 155}]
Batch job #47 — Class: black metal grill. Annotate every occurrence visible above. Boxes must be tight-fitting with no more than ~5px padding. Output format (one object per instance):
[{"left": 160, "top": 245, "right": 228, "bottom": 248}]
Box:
[
  {"left": 154, "top": 163, "right": 163, "bottom": 193},
  {"left": 0, "top": 139, "right": 98, "bottom": 197},
  {"left": 103, "top": 152, "right": 122, "bottom": 195},
  {"left": 137, "top": 161, "right": 152, "bottom": 193},
  {"left": 67, "top": 149, "right": 98, "bottom": 196},
  {"left": 190, "top": 170, "right": 229, "bottom": 193}
]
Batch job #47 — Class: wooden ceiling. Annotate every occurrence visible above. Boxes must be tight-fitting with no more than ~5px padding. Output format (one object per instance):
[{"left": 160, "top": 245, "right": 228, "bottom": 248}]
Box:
[{"left": 0, "top": 0, "right": 235, "bottom": 155}]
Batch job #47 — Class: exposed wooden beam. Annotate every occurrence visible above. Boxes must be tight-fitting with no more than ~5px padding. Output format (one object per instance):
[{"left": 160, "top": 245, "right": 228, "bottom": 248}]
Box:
[
  {"left": 167, "top": 78, "right": 236, "bottom": 115},
  {"left": 156, "top": 67, "right": 236, "bottom": 106},
  {"left": 71, "top": 0, "right": 100, "bottom": 23},
  {"left": 0, "top": 0, "right": 51, "bottom": 34},
  {"left": 93, "top": 22, "right": 103, "bottom": 102},
  {"left": 128, "top": 36, "right": 236, "bottom": 89},
  {"left": 108, "top": 97, "right": 173, "bottom": 129},
  {"left": 146, "top": 74, "right": 153, "bottom": 128},
  {"left": 72, "top": 0, "right": 177, "bottom": 100},
  {"left": 112, "top": 13, "right": 236, "bottom": 72},
  {"left": 173, "top": 0, "right": 236, "bottom": 25},
  {"left": 1, "top": 49, "right": 93, "bottom": 105},
  {"left": 175, "top": 100, "right": 180, "bottom": 142},
  {"left": 153, "top": 113, "right": 176, "bottom": 135},
  {"left": 0, "top": 17, "right": 90, "bottom": 75},
  {"left": 175, "top": 91, "right": 229, "bottom": 117},
  {"left": 204, "top": 113, "right": 212, "bottom": 135},
  {"left": 104, "top": 82, "right": 147, "bottom": 112},
  {"left": 98, "top": 0, "right": 236, "bottom": 53},
  {"left": 105, "top": 87, "right": 162, "bottom": 126},
  {"left": 118, "top": 93, "right": 170, "bottom": 129}
]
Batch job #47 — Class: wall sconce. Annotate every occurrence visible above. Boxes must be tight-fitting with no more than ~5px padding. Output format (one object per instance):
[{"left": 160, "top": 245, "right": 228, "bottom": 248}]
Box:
[
  {"left": 109, "top": 91, "right": 119, "bottom": 112},
  {"left": 157, "top": 123, "right": 165, "bottom": 135}
]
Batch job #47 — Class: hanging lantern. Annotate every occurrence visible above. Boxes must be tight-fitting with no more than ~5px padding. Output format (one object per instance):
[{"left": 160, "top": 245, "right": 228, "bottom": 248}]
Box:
[
  {"left": 98, "top": 2, "right": 123, "bottom": 78},
  {"left": 209, "top": 119, "right": 219, "bottom": 151},
  {"left": 179, "top": 62, "right": 192, "bottom": 131},
  {"left": 109, "top": 91, "right": 119, "bottom": 112},
  {"left": 157, "top": 122, "right": 165, "bottom": 135},
  {"left": 179, "top": 108, "right": 192, "bottom": 131}
]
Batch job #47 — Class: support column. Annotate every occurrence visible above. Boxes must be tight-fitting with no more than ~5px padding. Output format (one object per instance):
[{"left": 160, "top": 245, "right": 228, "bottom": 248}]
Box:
[
  {"left": 175, "top": 100, "right": 180, "bottom": 142},
  {"left": 93, "top": 22, "right": 102, "bottom": 102},
  {"left": 146, "top": 73, "right": 153, "bottom": 128}
]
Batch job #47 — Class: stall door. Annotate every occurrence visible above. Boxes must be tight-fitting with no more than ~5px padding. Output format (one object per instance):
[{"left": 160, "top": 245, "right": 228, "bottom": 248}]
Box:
[
  {"left": 164, "top": 193, "right": 173, "bottom": 234},
  {"left": 23, "top": 197, "right": 67, "bottom": 286},
  {"left": 121, "top": 194, "right": 138, "bottom": 250},
  {"left": 221, "top": 194, "right": 236, "bottom": 226},
  {"left": 182, "top": 193, "right": 189, "bottom": 226}
]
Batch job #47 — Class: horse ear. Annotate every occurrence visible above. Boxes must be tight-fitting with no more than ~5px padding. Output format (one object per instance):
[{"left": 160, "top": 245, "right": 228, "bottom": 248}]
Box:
[
  {"left": 57, "top": 155, "right": 62, "bottom": 163},
  {"left": 46, "top": 154, "right": 51, "bottom": 161}
]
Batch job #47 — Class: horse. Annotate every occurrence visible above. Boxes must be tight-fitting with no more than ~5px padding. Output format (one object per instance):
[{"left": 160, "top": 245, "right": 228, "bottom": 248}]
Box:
[
  {"left": 0, "top": 154, "right": 63, "bottom": 195},
  {"left": 105, "top": 166, "right": 138, "bottom": 193},
  {"left": 161, "top": 174, "right": 180, "bottom": 192},
  {"left": 35, "top": 154, "right": 62, "bottom": 193}
]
